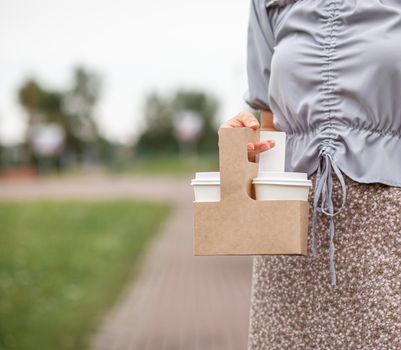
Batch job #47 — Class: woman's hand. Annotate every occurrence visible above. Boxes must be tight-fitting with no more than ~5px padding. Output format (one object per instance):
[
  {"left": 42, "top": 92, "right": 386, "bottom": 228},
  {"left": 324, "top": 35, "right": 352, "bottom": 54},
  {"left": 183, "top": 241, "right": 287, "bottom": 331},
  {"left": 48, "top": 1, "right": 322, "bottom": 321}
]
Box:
[{"left": 219, "top": 110, "right": 278, "bottom": 162}]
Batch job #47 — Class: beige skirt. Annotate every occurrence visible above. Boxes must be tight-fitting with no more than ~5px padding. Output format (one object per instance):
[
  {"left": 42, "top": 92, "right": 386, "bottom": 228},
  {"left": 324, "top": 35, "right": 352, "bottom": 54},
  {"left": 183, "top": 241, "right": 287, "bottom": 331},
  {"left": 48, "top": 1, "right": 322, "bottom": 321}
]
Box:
[{"left": 247, "top": 171, "right": 401, "bottom": 350}]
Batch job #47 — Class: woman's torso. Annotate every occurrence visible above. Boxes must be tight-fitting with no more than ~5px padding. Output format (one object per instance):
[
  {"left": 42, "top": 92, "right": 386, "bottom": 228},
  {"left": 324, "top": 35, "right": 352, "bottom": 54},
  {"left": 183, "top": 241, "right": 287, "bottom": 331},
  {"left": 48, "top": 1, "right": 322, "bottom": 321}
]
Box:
[{"left": 266, "top": 0, "right": 401, "bottom": 186}]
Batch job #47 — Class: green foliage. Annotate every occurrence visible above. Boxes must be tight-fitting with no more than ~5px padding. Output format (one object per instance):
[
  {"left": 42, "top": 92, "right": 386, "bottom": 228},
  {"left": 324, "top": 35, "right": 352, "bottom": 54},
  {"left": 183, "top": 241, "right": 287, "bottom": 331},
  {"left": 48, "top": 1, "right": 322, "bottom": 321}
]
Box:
[
  {"left": 173, "top": 90, "right": 219, "bottom": 152},
  {"left": 136, "top": 89, "right": 219, "bottom": 155},
  {"left": 63, "top": 67, "right": 101, "bottom": 143},
  {"left": 18, "top": 80, "right": 43, "bottom": 115},
  {"left": 0, "top": 200, "right": 170, "bottom": 350},
  {"left": 17, "top": 67, "right": 102, "bottom": 168},
  {"left": 137, "top": 93, "right": 178, "bottom": 153}
]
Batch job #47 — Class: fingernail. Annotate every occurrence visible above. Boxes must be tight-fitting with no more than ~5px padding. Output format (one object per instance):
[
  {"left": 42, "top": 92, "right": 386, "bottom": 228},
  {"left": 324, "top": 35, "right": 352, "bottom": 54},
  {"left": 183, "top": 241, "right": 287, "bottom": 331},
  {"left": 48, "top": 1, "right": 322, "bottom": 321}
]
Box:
[{"left": 261, "top": 141, "right": 274, "bottom": 150}]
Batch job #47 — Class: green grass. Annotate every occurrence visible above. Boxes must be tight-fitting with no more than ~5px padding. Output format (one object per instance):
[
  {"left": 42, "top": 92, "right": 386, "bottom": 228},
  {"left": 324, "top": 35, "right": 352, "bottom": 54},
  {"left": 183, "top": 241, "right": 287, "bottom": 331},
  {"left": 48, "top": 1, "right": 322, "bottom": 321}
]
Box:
[
  {"left": 110, "top": 153, "right": 219, "bottom": 175},
  {"left": 0, "top": 200, "right": 171, "bottom": 350}
]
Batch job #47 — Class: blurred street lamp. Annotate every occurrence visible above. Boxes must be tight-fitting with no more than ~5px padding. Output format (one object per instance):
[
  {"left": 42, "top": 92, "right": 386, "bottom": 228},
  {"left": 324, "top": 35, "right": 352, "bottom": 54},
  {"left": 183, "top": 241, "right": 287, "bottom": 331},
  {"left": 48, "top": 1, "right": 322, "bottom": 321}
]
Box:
[
  {"left": 31, "top": 123, "right": 65, "bottom": 157},
  {"left": 173, "top": 110, "right": 203, "bottom": 157},
  {"left": 31, "top": 123, "right": 65, "bottom": 172}
]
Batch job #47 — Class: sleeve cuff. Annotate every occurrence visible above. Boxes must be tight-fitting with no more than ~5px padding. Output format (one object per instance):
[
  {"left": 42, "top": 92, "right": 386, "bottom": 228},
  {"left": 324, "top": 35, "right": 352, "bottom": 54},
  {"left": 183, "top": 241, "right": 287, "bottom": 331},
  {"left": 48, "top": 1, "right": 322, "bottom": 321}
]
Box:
[{"left": 243, "top": 89, "right": 271, "bottom": 111}]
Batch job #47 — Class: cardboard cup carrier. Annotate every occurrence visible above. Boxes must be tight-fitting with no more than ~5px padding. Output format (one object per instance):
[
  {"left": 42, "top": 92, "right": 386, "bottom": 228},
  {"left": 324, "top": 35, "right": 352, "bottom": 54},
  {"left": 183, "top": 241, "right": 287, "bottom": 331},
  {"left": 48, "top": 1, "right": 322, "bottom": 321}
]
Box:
[{"left": 191, "top": 127, "right": 311, "bottom": 256}]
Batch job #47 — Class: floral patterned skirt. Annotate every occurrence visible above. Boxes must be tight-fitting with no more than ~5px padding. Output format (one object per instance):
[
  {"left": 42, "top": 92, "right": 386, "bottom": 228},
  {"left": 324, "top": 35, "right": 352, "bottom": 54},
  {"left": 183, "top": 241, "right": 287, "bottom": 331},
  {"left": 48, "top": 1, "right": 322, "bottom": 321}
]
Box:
[{"left": 247, "top": 171, "right": 401, "bottom": 350}]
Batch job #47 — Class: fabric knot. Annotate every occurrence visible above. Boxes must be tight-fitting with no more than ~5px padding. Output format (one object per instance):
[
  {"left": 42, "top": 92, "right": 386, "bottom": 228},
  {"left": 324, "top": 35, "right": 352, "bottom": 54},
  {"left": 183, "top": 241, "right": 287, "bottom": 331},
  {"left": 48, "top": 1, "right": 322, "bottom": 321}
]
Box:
[{"left": 310, "top": 151, "right": 347, "bottom": 286}]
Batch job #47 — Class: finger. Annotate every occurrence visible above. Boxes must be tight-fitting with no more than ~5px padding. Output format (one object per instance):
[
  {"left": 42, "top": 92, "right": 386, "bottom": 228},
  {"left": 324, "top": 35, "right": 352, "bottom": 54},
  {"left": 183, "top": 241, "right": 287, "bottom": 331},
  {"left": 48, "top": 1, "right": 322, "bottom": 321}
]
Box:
[
  {"left": 237, "top": 111, "right": 259, "bottom": 129},
  {"left": 248, "top": 152, "right": 256, "bottom": 162},
  {"left": 220, "top": 111, "right": 259, "bottom": 129},
  {"left": 247, "top": 141, "right": 275, "bottom": 155},
  {"left": 247, "top": 142, "right": 257, "bottom": 162},
  {"left": 253, "top": 140, "right": 276, "bottom": 153},
  {"left": 247, "top": 142, "right": 255, "bottom": 151}
]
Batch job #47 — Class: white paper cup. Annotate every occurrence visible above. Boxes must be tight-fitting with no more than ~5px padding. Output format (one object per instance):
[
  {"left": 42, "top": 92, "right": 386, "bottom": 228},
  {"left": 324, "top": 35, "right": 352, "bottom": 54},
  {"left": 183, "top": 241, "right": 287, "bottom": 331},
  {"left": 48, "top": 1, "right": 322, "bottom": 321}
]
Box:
[
  {"left": 258, "top": 131, "right": 286, "bottom": 172},
  {"left": 253, "top": 171, "right": 312, "bottom": 201},
  {"left": 190, "top": 172, "right": 220, "bottom": 202}
]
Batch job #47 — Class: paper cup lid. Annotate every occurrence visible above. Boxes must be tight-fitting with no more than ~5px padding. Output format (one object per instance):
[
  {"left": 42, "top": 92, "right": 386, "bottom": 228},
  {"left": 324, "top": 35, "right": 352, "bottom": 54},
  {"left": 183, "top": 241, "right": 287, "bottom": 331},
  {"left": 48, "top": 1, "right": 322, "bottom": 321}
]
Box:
[
  {"left": 253, "top": 171, "right": 311, "bottom": 187},
  {"left": 194, "top": 172, "right": 220, "bottom": 180},
  {"left": 255, "top": 171, "right": 307, "bottom": 180},
  {"left": 191, "top": 172, "right": 220, "bottom": 185}
]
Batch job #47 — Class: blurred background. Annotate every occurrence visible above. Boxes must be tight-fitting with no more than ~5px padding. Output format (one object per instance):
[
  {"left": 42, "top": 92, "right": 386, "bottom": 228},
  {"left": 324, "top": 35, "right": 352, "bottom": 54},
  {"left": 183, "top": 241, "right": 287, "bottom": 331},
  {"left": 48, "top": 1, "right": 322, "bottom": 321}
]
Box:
[{"left": 0, "top": 0, "right": 255, "bottom": 349}]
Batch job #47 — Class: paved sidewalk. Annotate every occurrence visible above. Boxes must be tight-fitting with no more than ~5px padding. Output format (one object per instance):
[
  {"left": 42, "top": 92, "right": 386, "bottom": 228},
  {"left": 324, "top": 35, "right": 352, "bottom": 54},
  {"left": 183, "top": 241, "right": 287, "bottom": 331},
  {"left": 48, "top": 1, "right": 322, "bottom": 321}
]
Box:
[{"left": 0, "top": 174, "right": 253, "bottom": 350}]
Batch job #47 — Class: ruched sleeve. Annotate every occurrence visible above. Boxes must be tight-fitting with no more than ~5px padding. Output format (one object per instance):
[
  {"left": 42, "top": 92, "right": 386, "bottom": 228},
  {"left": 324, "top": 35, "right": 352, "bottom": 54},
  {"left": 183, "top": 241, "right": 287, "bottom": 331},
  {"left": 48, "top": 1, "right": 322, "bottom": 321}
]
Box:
[{"left": 244, "top": 0, "right": 276, "bottom": 111}]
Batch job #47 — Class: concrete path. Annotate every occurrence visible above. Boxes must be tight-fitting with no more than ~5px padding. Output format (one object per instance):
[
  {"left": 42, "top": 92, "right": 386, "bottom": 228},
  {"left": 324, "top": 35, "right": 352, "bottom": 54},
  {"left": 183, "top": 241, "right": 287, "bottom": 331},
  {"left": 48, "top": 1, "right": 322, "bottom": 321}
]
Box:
[{"left": 0, "top": 174, "right": 253, "bottom": 350}]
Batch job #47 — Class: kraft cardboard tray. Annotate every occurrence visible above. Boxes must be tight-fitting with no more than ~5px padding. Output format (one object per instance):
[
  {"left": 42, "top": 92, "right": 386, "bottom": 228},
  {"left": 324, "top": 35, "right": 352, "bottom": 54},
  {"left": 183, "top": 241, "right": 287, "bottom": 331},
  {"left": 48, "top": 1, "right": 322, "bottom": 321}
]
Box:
[{"left": 192, "top": 127, "right": 309, "bottom": 256}]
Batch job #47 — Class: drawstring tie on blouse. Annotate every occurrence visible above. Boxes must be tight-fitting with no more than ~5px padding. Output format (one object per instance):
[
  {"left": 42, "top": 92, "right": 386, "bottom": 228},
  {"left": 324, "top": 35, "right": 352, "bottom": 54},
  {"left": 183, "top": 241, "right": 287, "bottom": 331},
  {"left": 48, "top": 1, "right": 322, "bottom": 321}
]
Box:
[{"left": 310, "top": 149, "right": 347, "bottom": 286}]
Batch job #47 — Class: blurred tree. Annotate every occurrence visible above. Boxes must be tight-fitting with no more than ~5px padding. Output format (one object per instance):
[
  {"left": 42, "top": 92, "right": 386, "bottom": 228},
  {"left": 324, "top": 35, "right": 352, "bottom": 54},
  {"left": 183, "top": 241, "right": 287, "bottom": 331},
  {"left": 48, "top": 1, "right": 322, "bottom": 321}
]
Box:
[
  {"left": 18, "top": 79, "right": 46, "bottom": 166},
  {"left": 63, "top": 67, "right": 101, "bottom": 163},
  {"left": 136, "top": 93, "right": 178, "bottom": 154},
  {"left": 0, "top": 112, "right": 3, "bottom": 170},
  {"left": 63, "top": 67, "right": 100, "bottom": 143},
  {"left": 173, "top": 90, "right": 218, "bottom": 153},
  {"left": 17, "top": 67, "right": 102, "bottom": 169},
  {"left": 0, "top": 144, "right": 3, "bottom": 170},
  {"left": 136, "top": 89, "right": 219, "bottom": 155},
  {"left": 18, "top": 80, "right": 42, "bottom": 121},
  {"left": 19, "top": 81, "right": 67, "bottom": 126}
]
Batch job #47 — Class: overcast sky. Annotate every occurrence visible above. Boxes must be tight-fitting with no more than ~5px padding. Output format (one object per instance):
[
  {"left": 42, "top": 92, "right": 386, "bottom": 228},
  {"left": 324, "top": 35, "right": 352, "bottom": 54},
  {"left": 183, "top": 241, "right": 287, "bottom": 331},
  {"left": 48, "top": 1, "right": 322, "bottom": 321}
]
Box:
[{"left": 0, "top": 0, "right": 251, "bottom": 145}]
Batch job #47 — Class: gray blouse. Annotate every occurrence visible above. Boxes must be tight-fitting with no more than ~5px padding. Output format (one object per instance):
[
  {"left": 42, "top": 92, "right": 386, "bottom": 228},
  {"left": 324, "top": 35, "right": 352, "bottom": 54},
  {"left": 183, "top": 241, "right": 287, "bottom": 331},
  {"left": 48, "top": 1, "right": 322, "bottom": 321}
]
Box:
[{"left": 244, "top": 0, "right": 401, "bottom": 286}]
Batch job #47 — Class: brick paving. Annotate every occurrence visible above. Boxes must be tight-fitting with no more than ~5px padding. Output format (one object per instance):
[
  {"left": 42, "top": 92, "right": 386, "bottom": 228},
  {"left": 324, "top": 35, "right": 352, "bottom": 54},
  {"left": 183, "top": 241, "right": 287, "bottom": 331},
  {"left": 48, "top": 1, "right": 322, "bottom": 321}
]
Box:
[{"left": 0, "top": 173, "right": 253, "bottom": 350}]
